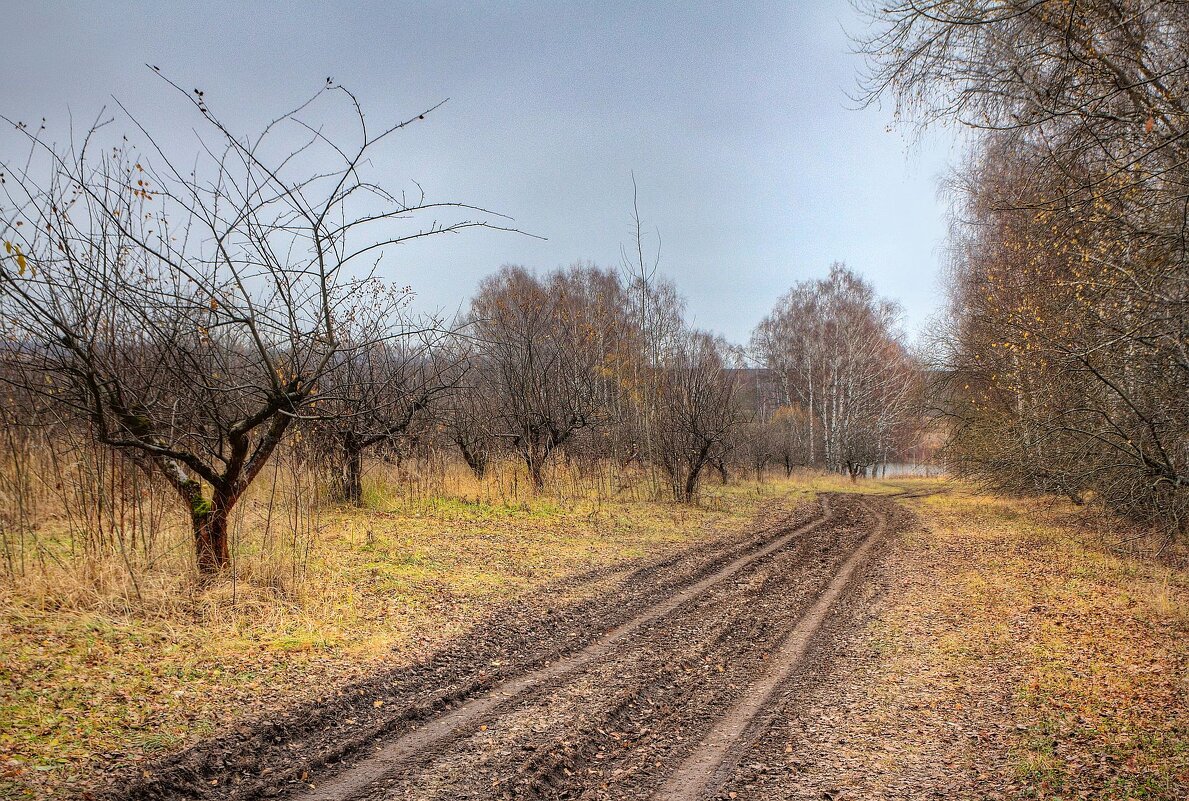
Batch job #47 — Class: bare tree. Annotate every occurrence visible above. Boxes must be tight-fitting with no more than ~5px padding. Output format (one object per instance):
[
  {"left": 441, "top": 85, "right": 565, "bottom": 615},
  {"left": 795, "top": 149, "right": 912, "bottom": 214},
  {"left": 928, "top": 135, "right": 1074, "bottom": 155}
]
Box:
[
  {"left": 769, "top": 405, "right": 813, "bottom": 476},
  {"left": 0, "top": 76, "right": 500, "bottom": 573},
  {"left": 309, "top": 297, "right": 455, "bottom": 505},
  {"left": 752, "top": 264, "right": 921, "bottom": 478},
  {"left": 859, "top": 0, "right": 1189, "bottom": 530},
  {"left": 938, "top": 136, "right": 1188, "bottom": 525},
  {"left": 653, "top": 332, "right": 743, "bottom": 502},
  {"left": 468, "top": 264, "right": 630, "bottom": 488},
  {"left": 436, "top": 334, "right": 498, "bottom": 479},
  {"left": 732, "top": 417, "right": 775, "bottom": 482}
]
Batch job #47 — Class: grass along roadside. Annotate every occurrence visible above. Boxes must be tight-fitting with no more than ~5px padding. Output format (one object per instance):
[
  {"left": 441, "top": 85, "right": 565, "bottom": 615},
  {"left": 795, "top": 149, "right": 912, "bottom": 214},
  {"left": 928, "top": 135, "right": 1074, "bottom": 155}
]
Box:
[
  {"left": 870, "top": 489, "right": 1189, "bottom": 798},
  {"left": 0, "top": 466, "right": 838, "bottom": 799},
  {"left": 11, "top": 472, "right": 1169, "bottom": 800},
  {"left": 715, "top": 483, "right": 1188, "bottom": 800}
]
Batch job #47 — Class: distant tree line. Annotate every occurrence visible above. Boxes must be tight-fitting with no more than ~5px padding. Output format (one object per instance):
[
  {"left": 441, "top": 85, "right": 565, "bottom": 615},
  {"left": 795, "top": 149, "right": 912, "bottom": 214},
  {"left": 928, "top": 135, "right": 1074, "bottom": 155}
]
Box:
[
  {"left": 861, "top": 0, "right": 1189, "bottom": 534},
  {"left": 750, "top": 263, "right": 923, "bottom": 480},
  {"left": 0, "top": 79, "right": 927, "bottom": 576}
]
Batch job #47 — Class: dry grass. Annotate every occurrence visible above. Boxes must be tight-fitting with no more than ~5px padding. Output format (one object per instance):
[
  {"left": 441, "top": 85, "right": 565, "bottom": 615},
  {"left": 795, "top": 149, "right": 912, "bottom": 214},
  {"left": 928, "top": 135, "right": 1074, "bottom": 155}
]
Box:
[
  {"left": 869, "top": 487, "right": 1189, "bottom": 798},
  {"left": 0, "top": 456, "right": 816, "bottom": 799},
  {"left": 8, "top": 465, "right": 1176, "bottom": 800}
]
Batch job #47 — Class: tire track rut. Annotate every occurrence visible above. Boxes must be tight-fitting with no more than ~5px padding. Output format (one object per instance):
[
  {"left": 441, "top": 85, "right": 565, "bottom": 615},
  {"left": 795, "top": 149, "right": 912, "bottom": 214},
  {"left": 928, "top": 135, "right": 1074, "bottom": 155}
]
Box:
[
  {"left": 107, "top": 492, "right": 910, "bottom": 801},
  {"left": 290, "top": 493, "right": 901, "bottom": 801},
  {"left": 298, "top": 498, "right": 840, "bottom": 800},
  {"left": 397, "top": 504, "right": 862, "bottom": 799},
  {"left": 652, "top": 502, "right": 887, "bottom": 800}
]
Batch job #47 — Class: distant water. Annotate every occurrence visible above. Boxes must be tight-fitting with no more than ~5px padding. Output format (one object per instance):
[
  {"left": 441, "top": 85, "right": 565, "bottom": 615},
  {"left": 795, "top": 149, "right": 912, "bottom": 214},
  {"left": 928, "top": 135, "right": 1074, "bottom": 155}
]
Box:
[{"left": 879, "top": 463, "right": 945, "bottom": 478}]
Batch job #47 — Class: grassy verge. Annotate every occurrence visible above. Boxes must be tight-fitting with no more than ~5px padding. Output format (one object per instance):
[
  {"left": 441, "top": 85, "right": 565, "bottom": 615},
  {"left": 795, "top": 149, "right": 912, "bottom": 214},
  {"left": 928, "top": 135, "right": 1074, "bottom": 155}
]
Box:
[
  {"left": 9, "top": 472, "right": 1174, "bottom": 800},
  {"left": 879, "top": 488, "right": 1189, "bottom": 798}
]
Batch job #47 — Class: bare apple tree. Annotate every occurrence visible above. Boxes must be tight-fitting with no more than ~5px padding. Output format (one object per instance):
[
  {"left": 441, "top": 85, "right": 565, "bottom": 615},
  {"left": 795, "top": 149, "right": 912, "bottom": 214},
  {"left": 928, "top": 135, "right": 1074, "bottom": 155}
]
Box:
[
  {"left": 436, "top": 334, "right": 499, "bottom": 479},
  {"left": 308, "top": 295, "right": 457, "bottom": 506},
  {"left": 0, "top": 75, "right": 500, "bottom": 574}
]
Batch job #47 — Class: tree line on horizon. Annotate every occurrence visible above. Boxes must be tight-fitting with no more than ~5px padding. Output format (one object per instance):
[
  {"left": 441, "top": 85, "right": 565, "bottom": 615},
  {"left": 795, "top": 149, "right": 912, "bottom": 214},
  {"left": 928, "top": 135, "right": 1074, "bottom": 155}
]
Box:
[{"left": 0, "top": 79, "right": 926, "bottom": 576}]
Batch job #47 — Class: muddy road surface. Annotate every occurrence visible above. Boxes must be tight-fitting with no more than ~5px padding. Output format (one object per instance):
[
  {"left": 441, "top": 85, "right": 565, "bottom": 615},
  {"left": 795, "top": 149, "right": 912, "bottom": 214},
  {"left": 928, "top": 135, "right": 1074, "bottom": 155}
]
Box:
[{"left": 109, "top": 493, "right": 914, "bottom": 801}]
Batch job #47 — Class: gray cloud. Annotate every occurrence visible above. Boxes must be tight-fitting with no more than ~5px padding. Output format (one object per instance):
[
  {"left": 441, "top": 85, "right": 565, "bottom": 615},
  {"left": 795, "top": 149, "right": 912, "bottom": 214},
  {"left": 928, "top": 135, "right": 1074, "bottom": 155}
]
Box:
[{"left": 1, "top": 0, "right": 958, "bottom": 343}]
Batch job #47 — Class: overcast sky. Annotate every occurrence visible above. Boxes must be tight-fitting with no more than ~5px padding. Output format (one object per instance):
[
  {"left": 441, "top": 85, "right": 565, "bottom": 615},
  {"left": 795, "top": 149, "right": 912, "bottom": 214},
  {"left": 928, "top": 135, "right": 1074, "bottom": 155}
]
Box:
[{"left": 2, "top": 0, "right": 960, "bottom": 344}]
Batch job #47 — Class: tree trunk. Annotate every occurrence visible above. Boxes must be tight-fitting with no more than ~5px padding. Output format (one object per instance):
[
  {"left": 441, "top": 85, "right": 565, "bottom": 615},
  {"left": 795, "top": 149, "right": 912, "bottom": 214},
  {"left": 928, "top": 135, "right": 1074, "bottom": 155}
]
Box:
[
  {"left": 528, "top": 458, "right": 546, "bottom": 490},
  {"left": 520, "top": 434, "right": 549, "bottom": 490},
  {"left": 457, "top": 440, "right": 487, "bottom": 478},
  {"left": 192, "top": 506, "right": 230, "bottom": 575},
  {"left": 341, "top": 445, "right": 364, "bottom": 506},
  {"left": 173, "top": 475, "right": 230, "bottom": 575},
  {"left": 156, "top": 411, "right": 294, "bottom": 578},
  {"left": 682, "top": 464, "right": 703, "bottom": 502}
]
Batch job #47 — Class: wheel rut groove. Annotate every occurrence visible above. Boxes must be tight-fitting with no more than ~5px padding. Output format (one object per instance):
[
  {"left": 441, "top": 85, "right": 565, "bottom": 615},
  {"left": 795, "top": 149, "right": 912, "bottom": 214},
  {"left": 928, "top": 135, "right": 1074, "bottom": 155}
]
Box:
[
  {"left": 297, "top": 498, "right": 837, "bottom": 800},
  {"left": 652, "top": 501, "right": 887, "bottom": 800},
  {"left": 103, "top": 492, "right": 909, "bottom": 801}
]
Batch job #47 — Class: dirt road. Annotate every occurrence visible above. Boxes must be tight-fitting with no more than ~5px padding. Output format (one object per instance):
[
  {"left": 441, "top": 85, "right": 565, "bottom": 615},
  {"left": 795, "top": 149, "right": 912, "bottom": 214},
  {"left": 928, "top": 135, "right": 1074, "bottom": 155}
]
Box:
[{"left": 112, "top": 493, "right": 910, "bottom": 801}]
